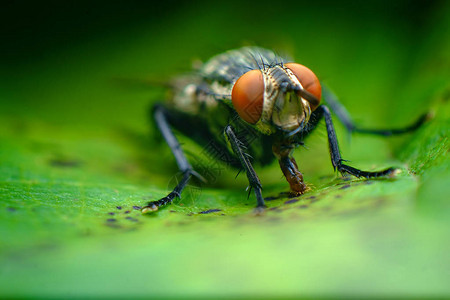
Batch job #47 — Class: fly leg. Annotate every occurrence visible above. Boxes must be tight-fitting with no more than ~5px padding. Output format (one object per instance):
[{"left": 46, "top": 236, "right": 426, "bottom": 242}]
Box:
[
  {"left": 322, "top": 85, "right": 428, "bottom": 136},
  {"left": 317, "top": 105, "right": 396, "bottom": 178},
  {"left": 224, "top": 125, "right": 265, "bottom": 213},
  {"left": 142, "top": 104, "right": 199, "bottom": 214}
]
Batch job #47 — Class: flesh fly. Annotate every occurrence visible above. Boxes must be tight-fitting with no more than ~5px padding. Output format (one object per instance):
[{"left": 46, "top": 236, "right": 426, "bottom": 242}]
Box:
[{"left": 142, "top": 47, "right": 427, "bottom": 214}]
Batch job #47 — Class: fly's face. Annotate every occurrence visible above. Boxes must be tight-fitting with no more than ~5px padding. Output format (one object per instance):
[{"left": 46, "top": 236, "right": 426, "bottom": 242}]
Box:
[
  {"left": 231, "top": 63, "right": 322, "bottom": 135},
  {"left": 266, "top": 65, "right": 315, "bottom": 133}
]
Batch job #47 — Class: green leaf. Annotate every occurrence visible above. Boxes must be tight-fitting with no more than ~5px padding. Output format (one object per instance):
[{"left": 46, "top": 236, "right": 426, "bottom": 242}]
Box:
[{"left": 1, "top": 1, "right": 449, "bottom": 298}]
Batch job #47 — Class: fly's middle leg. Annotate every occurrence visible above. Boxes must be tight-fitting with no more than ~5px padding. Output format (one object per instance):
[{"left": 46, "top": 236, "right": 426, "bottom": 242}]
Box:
[
  {"left": 322, "top": 85, "right": 428, "bottom": 136},
  {"left": 142, "top": 104, "right": 199, "bottom": 213}
]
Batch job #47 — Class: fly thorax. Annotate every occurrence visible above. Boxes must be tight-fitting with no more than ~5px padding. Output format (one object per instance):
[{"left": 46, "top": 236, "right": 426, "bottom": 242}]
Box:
[{"left": 258, "top": 65, "right": 310, "bottom": 133}]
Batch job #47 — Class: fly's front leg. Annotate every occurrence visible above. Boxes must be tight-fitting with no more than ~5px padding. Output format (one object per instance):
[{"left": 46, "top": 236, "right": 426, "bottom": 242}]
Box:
[
  {"left": 322, "top": 85, "right": 428, "bottom": 136},
  {"left": 318, "top": 105, "right": 396, "bottom": 178},
  {"left": 272, "top": 142, "right": 306, "bottom": 196},
  {"left": 224, "top": 125, "right": 265, "bottom": 213},
  {"left": 142, "top": 104, "right": 198, "bottom": 214}
]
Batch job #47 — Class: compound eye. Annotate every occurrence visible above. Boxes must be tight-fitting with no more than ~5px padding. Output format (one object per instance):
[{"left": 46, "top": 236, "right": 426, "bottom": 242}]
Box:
[
  {"left": 285, "top": 63, "right": 322, "bottom": 111},
  {"left": 231, "top": 70, "right": 264, "bottom": 124}
]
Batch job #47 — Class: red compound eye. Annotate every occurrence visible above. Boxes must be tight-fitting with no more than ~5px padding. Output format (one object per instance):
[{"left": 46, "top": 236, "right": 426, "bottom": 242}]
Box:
[
  {"left": 285, "top": 63, "right": 322, "bottom": 111},
  {"left": 231, "top": 70, "right": 264, "bottom": 124}
]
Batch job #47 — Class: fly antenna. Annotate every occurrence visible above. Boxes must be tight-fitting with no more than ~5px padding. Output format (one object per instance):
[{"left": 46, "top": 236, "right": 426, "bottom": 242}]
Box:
[{"left": 296, "top": 86, "right": 320, "bottom": 110}]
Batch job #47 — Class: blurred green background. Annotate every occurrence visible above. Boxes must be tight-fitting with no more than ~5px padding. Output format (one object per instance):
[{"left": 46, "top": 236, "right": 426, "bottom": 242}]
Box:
[{"left": 1, "top": 0, "right": 449, "bottom": 298}]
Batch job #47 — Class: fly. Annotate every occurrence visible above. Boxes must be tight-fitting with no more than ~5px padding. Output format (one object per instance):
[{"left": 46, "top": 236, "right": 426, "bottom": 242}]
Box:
[{"left": 141, "top": 47, "right": 427, "bottom": 214}]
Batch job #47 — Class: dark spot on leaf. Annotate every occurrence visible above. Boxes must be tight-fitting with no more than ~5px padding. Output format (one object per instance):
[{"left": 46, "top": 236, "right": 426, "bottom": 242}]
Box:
[
  {"left": 132, "top": 206, "right": 141, "bottom": 210},
  {"left": 116, "top": 206, "right": 122, "bottom": 210},
  {"left": 125, "top": 216, "right": 138, "bottom": 222},
  {"left": 124, "top": 210, "right": 130, "bottom": 214},
  {"left": 299, "top": 205, "right": 308, "bottom": 209},
  {"left": 169, "top": 210, "right": 176, "bottom": 213},
  {"left": 340, "top": 184, "right": 351, "bottom": 190},
  {"left": 49, "top": 159, "right": 81, "bottom": 168},
  {"left": 186, "top": 213, "right": 193, "bottom": 216},
  {"left": 198, "top": 209, "right": 221, "bottom": 214},
  {"left": 264, "top": 196, "right": 278, "bottom": 201},
  {"left": 7, "top": 207, "right": 16, "bottom": 212},
  {"left": 284, "top": 199, "right": 299, "bottom": 204},
  {"left": 307, "top": 196, "right": 316, "bottom": 200},
  {"left": 269, "top": 206, "right": 279, "bottom": 210},
  {"left": 106, "top": 218, "right": 116, "bottom": 222},
  {"left": 108, "top": 212, "right": 115, "bottom": 215},
  {"left": 221, "top": 213, "right": 225, "bottom": 216}
]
